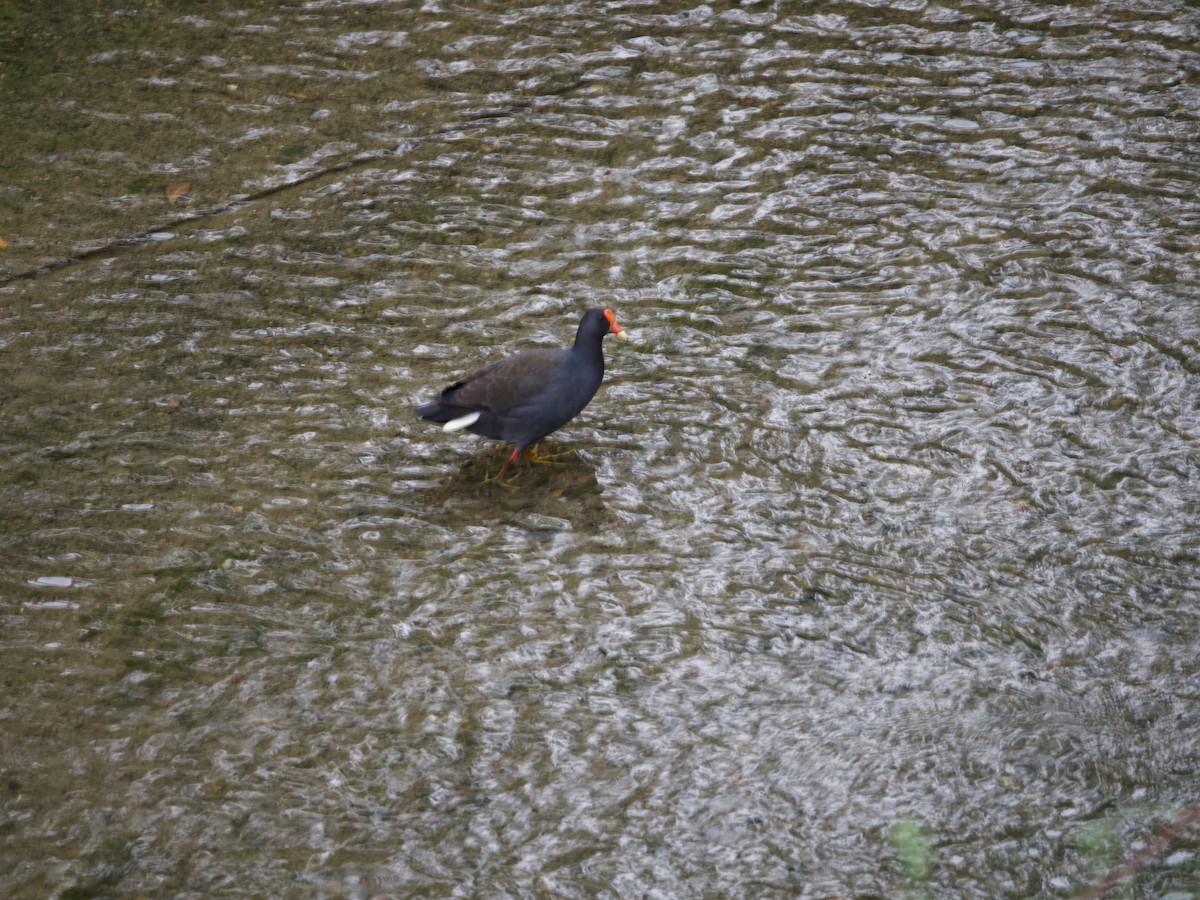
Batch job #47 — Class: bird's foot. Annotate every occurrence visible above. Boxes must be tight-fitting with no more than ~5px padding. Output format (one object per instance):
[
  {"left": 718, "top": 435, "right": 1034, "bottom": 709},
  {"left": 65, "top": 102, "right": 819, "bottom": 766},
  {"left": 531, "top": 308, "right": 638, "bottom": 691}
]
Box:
[
  {"left": 484, "top": 449, "right": 522, "bottom": 485},
  {"left": 480, "top": 471, "right": 519, "bottom": 489},
  {"left": 522, "top": 444, "right": 574, "bottom": 465}
]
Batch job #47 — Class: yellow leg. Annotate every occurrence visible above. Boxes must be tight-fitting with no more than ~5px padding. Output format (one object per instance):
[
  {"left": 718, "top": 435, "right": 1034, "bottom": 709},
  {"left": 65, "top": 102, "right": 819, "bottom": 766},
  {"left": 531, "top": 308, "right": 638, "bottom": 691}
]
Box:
[
  {"left": 522, "top": 444, "right": 575, "bottom": 465},
  {"left": 479, "top": 444, "right": 574, "bottom": 485}
]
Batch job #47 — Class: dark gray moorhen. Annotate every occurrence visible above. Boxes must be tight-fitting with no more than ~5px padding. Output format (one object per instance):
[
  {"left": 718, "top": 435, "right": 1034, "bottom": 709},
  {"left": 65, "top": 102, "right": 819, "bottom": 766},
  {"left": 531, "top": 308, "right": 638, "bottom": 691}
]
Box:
[{"left": 417, "top": 308, "right": 628, "bottom": 479}]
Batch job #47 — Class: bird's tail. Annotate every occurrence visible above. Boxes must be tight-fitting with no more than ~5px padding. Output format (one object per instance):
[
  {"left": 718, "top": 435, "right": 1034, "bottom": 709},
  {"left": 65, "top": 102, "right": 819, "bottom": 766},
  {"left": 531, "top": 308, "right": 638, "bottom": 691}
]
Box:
[{"left": 417, "top": 402, "right": 481, "bottom": 432}]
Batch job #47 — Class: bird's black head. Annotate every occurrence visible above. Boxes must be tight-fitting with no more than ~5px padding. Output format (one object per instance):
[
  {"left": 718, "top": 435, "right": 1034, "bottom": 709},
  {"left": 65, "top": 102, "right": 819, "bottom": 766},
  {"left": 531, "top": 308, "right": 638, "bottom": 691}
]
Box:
[{"left": 577, "top": 307, "right": 628, "bottom": 343}]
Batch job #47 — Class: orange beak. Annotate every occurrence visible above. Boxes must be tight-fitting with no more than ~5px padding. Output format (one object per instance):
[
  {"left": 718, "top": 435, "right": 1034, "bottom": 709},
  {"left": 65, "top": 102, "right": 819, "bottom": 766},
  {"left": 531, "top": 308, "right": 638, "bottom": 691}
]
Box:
[{"left": 604, "top": 309, "right": 628, "bottom": 339}]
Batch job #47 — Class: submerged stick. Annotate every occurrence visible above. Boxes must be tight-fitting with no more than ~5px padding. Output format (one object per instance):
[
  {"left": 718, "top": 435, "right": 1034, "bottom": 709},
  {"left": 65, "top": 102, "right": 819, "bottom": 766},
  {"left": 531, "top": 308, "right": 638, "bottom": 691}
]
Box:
[
  {"left": 0, "top": 103, "right": 530, "bottom": 287},
  {"left": 1077, "top": 802, "right": 1200, "bottom": 900}
]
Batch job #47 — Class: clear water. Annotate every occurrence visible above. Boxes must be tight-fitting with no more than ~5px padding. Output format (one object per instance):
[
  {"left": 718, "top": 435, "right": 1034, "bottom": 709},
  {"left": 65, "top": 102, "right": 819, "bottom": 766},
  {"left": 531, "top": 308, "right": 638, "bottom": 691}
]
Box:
[{"left": 2, "top": 1, "right": 1199, "bottom": 897}]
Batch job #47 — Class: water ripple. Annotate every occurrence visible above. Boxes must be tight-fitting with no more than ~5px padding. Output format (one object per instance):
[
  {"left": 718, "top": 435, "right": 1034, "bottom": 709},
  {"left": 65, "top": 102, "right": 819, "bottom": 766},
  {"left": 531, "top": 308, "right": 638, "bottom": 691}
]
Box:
[{"left": 2, "top": 1, "right": 1199, "bottom": 897}]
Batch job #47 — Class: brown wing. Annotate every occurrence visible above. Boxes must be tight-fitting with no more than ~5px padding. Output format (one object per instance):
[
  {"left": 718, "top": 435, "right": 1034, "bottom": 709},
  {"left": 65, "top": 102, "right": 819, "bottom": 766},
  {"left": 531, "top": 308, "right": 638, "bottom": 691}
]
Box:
[{"left": 442, "top": 348, "right": 567, "bottom": 414}]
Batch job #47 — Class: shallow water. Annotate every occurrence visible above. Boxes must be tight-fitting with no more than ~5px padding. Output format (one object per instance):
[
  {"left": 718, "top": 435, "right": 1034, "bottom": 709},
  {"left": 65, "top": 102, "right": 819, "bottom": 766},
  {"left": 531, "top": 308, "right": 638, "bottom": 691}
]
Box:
[{"left": 2, "top": 1, "right": 1199, "bottom": 897}]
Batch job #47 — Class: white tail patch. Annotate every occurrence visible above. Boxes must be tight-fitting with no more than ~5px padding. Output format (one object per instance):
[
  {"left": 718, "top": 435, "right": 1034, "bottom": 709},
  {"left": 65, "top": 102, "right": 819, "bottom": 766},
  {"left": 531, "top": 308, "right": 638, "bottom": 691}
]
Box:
[{"left": 443, "top": 411, "right": 481, "bottom": 432}]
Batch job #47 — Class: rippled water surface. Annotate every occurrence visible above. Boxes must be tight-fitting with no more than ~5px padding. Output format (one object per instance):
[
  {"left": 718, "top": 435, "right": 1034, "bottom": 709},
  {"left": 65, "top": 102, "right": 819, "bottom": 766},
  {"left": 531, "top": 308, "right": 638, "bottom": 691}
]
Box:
[{"left": 3, "top": 1, "right": 1200, "bottom": 897}]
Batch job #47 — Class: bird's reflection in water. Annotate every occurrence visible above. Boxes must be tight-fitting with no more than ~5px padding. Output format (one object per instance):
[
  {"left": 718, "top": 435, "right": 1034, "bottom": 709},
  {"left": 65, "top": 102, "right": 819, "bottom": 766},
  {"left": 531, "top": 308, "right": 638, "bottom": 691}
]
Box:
[{"left": 414, "top": 443, "right": 617, "bottom": 529}]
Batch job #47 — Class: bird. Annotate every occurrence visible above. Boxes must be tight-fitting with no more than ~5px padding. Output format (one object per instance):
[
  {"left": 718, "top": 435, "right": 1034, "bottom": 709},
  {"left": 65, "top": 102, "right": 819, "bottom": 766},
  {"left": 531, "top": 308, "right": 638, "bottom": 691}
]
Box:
[{"left": 417, "top": 308, "right": 628, "bottom": 480}]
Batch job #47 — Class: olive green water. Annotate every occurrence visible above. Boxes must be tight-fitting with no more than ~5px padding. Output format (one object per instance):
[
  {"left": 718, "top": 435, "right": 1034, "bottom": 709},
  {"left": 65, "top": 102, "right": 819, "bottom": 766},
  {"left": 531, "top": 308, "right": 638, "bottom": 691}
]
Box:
[{"left": 2, "top": 1, "right": 1199, "bottom": 897}]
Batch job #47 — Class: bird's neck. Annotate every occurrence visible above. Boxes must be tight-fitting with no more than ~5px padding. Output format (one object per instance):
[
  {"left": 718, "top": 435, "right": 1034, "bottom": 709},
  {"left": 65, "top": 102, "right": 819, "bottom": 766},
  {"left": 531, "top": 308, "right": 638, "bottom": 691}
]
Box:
[{"left": 572, "top": 330, "right": 605, "bottom": 366}]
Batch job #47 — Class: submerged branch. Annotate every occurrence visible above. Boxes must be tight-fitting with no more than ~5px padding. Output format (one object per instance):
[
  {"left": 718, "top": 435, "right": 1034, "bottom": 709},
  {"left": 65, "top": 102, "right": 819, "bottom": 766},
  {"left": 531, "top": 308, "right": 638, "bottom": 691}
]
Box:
[
  {"left": 1078, "top": 802, "right": 1200, "bottom": 900},
  {"left": 0, "top": 104, "right": 530, "bottom": 287}
]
